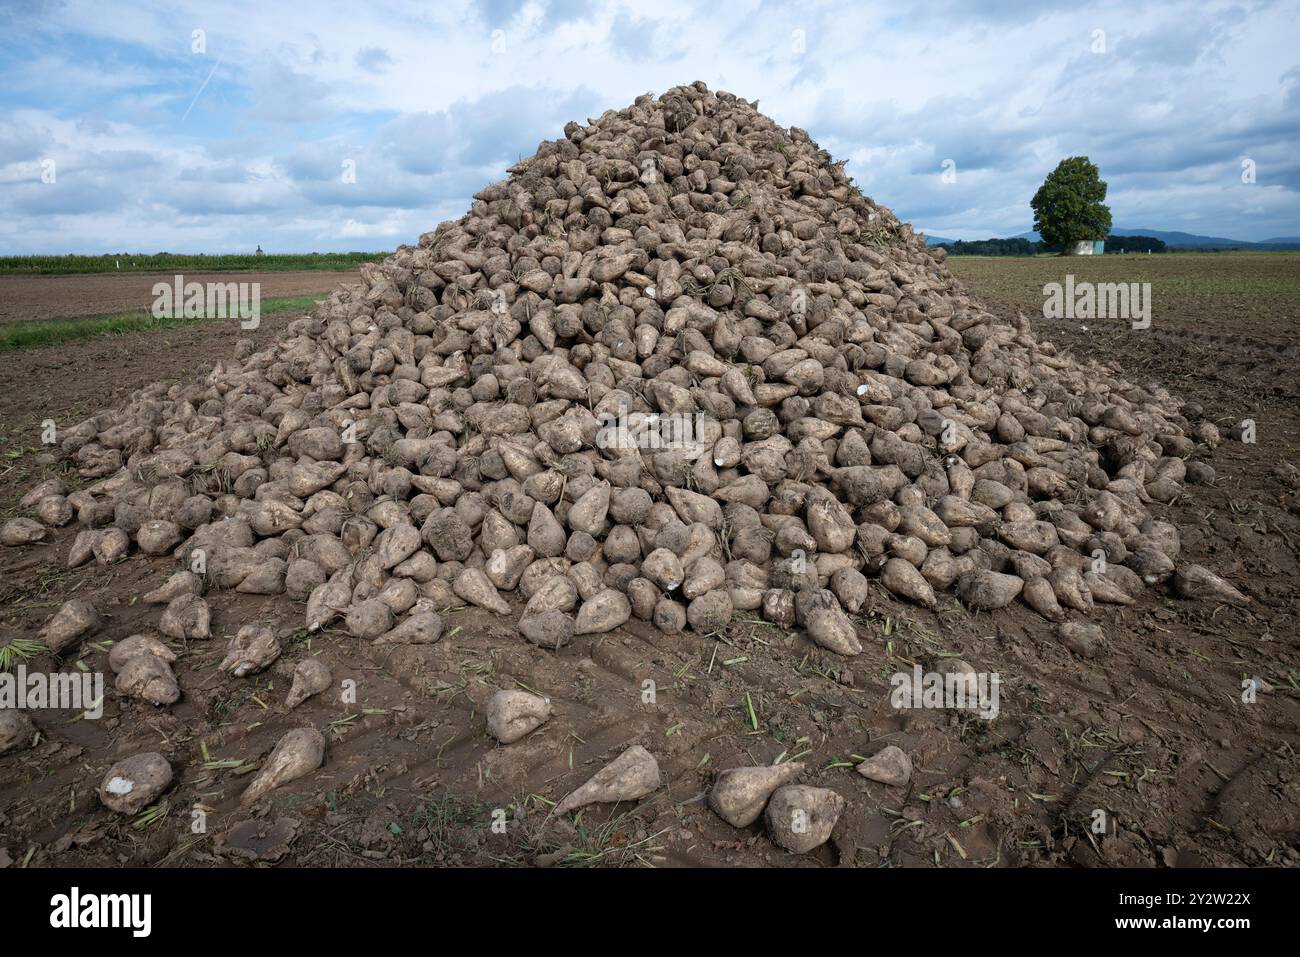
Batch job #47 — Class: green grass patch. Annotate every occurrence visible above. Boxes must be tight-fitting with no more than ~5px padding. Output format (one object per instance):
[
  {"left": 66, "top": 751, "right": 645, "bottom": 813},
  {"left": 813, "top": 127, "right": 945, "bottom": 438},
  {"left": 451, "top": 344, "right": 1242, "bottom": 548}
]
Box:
[
  {"left": 0, "top": 252, "right": 386, "bottom": 275},
  {"left": 0, "top": 638, "right": 45, "bottom": 671},
  {"left": 408, "top": 793, "right": 493, "bottom": 853},
  {"left": 0, "top": 295, "right": 319, "bottom": 352},
  {"left": 558, "top": 809, "right": 668, "bottom": 867}
]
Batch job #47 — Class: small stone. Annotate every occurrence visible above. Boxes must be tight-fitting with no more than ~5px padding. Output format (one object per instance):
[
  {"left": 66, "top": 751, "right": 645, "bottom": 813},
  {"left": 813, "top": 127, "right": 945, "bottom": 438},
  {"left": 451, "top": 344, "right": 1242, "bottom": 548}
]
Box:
[{"left": 856, "top": 745, "right": 912, "bottom": 787}]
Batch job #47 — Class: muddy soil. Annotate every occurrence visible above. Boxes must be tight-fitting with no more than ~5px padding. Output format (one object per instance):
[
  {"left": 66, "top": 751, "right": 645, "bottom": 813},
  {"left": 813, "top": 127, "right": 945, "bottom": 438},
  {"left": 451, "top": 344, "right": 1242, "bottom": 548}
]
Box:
[
  {"left": 0, "top": 272, "right": 357, "bottom": 325},
  {"left": 0, "top": 258, "right": 1296, "bottom": 868}
]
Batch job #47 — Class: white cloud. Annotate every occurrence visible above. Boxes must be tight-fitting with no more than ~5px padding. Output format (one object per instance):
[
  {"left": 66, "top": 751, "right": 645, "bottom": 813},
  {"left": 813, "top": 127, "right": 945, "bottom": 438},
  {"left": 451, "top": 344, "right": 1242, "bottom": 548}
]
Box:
[{"left": 0, "top": 0, "right": 1296, "bottom": 251}]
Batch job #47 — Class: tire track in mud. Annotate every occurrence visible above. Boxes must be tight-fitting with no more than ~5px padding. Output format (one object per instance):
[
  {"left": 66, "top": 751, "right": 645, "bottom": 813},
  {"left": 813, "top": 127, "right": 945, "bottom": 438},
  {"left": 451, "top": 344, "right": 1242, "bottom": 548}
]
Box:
[{"left": 1058, "top": 321, "right": 1300, "bottom": 404}]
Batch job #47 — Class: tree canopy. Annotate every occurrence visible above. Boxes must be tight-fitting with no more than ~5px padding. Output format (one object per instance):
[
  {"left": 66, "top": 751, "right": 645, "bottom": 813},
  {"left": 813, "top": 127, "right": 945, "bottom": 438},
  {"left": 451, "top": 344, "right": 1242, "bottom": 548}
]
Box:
[
  {"left": 1105, "top": 234, "right": 1167, "bottom": 253},
  {"left": 1031, "top": 157, "right": 1113, "bottom": 248}
]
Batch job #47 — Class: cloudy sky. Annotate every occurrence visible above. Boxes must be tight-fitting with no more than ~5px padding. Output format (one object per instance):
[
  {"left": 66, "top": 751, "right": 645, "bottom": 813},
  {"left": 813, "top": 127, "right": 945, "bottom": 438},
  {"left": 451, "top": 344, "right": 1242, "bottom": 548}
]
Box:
[{"left": 2, "top": 0, "right": 1297, "bottom": 254}]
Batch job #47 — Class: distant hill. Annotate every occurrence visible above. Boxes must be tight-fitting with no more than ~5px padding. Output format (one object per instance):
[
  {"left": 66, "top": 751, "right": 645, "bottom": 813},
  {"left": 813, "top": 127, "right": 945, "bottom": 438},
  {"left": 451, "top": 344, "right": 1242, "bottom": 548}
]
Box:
[
  {"left": 1010, "top": 228, "right": 1300, "bottom": 250},
  {"left": 922, "top": 227, "right": 1299, "bottom": 250}
]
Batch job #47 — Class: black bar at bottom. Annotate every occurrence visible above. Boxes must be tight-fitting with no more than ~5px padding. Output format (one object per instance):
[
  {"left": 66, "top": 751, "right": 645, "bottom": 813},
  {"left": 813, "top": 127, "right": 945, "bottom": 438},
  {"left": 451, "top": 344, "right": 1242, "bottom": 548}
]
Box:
[{"left": 0, "top": 866, "right": 1284, "bottom": 943}]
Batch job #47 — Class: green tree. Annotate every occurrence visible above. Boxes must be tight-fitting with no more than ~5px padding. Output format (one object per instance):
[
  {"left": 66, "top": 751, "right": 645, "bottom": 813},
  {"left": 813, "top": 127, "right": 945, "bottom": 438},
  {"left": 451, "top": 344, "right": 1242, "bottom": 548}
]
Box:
[{"left": 1031, "top": 157, "right": 1112, "bottom": 250}]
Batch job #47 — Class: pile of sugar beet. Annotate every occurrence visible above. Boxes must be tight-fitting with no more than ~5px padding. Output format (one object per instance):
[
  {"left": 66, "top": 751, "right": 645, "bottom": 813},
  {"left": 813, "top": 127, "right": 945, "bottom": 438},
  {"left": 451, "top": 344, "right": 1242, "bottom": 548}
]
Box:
[{"left": 1, "top": 82, "right": 1251, "bottom": 840}]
